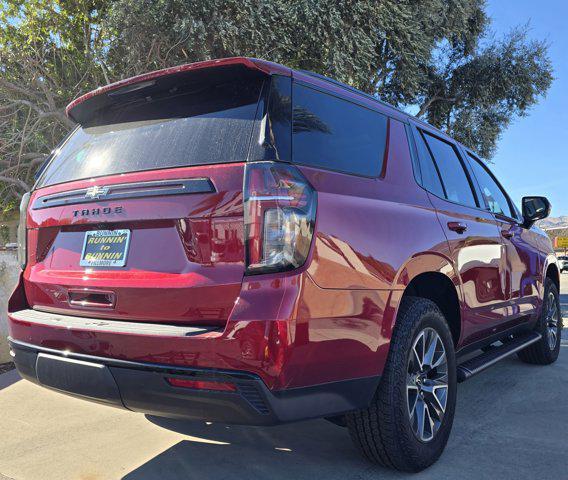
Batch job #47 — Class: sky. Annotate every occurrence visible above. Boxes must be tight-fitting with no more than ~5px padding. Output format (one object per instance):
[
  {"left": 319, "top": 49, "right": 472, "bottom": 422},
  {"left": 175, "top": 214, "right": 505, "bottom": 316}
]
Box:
[{"left": 485, "top": 0, "right": 568, "bottom": 217}]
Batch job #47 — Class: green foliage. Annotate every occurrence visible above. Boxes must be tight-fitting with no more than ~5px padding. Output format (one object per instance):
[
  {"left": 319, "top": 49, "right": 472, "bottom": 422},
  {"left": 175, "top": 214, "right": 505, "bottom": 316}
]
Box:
[
  {"left": 0, "top": 0, "right": 554, "bottom": 210},
  {"left": 104, "top": 0, "right": 552, "bottom": 159},
  {"left": 104, "top": 0, "right": 489, "bottom": 104},
  {"left": 0, "top": 0, "right": 110, "bottom": 205},
  {"left": 0, "top": 224, "right": 8, "bottom": 244},
  {"left": 419, "top": 27, "right": 553, "bottom": 157}
]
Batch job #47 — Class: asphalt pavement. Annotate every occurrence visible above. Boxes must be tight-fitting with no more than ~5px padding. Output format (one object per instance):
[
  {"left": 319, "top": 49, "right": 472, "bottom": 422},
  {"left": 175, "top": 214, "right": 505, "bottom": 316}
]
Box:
[{"left": 0, "top": 277, "right": 567, "bottom": 480}]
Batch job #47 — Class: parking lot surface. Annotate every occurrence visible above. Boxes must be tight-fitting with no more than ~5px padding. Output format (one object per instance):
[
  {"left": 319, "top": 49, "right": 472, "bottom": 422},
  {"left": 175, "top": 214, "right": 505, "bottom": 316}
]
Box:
[{"left": 0, "top": 277, "right": 567, "bottom": 480}]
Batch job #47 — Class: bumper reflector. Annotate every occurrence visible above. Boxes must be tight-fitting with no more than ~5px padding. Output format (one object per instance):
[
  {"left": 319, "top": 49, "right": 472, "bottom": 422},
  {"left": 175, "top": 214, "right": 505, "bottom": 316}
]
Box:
[{"left": 166, "top": 377, "right": 237, "bottom": 392}]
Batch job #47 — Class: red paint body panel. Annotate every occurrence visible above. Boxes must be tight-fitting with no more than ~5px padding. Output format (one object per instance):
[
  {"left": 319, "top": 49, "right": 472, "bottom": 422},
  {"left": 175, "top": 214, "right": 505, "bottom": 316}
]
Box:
[
  {"left": 8, "top": 57, "right": 556, "bottom": 405},
  {"left": 304, "top": 120, "right": 449, "bottom": 291},
  {"left": 9, "top": 270, "right": 394, "bottom": 389},
  {"left": 24, "top": 163, "right": 246, "bottom": 326}
]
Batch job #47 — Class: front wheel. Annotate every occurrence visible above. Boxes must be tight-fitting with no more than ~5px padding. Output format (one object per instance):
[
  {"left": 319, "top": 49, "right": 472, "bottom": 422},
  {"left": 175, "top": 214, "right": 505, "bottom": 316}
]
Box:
[
  {"left": 346, "top": 297, "right": 457, "bottom": 472},
  {"left": 518, "top": 278, "right": 562, "bottom": 365}
]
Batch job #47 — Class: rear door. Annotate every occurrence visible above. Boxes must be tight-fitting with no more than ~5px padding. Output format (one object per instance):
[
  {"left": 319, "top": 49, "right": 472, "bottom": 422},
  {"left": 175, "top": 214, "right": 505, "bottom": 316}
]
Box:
[
  {"left": 464, "top": 151, "right": 540, "bottom": 320},
  {"left": 410, "top": 124, "right": 508, "bottom": 345},
  {"left": 24, "top": 66, "right": 267, "bottom": 327}
]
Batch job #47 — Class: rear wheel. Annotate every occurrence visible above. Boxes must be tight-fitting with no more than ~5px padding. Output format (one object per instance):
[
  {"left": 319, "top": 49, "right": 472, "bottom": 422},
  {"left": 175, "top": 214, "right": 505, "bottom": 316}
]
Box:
[
  {"left": 518, "top": 278, "right": 562, "bottom": 365},
  {"left": 346, "top": 297, "right": 457, "bottom": 472}
]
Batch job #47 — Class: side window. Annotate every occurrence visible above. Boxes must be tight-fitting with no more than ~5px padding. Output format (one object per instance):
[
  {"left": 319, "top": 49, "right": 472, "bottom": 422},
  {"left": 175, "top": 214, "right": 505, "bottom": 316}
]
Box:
[
  {"left": 412, "top": 129, "right": 445, "bottom": 198},
  {"left": 467, "top": 153, "right": 514, "bottom": 218},
  {"left": 421, "top": 131, "right": 477, "bottom": 208},
  {"left": 292, "top": 84, "right": 388, "bottom": 177}
]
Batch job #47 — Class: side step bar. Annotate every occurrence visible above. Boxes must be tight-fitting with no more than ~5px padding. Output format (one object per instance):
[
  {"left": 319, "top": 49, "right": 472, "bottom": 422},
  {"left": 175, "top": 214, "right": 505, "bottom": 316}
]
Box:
[{"left": 457, "top": 332, "right": 541, "bottom": 383}]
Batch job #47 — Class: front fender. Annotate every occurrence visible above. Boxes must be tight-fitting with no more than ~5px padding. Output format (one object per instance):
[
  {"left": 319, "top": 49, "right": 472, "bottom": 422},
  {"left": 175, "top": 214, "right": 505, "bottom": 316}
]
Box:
[{"left": 543, "top": 253, "right": 560, "bottom": 287}]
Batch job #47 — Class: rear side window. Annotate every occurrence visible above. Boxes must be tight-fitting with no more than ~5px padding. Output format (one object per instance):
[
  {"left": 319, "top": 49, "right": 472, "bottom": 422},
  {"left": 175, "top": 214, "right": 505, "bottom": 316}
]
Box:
[
  {"left": 292, "top": 84, "right": 388, "bottom": 177},
  {"left": 421, "top": 132, "right": 477, "bottom": 208},
  {"left": 467, "top": 153, "right": 514, "bottom": 218},
  {"left": 413, "top": 130, "right": 445, "bottom": 198},
  {"left": 38, "top": 77, "right": 264, "bottom": 187}
]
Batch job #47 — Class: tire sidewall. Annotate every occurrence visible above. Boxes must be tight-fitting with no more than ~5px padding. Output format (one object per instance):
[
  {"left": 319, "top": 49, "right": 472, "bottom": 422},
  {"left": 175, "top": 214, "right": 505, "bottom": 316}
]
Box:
[
  {"left": 539, "top": 279, "right": 562, "bottom": 361},
  {"left": 386, "top": 300, "right": 457, "bottom": 469}
]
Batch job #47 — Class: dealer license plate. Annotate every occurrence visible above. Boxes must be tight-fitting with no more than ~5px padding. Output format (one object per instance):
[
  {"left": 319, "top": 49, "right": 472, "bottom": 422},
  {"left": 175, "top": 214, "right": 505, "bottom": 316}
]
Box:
[{"left": 80, "top": 229, "right": 131, "bottom": 267}]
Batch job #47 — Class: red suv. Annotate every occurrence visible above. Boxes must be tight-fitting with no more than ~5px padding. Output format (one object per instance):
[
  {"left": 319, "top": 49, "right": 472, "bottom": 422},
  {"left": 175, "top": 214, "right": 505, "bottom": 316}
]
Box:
[{"left": 8, "top": 58, "right": 562, "bottom": 472}]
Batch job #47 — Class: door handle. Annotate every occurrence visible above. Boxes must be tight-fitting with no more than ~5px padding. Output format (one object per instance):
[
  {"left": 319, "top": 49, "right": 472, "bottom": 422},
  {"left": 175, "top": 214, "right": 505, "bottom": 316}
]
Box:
[
  {"left": 501, "top": 229, "right": 514, "bottom": 239},
  {"left": 447, "top": 222, "right": 467, "bottom": 234}
]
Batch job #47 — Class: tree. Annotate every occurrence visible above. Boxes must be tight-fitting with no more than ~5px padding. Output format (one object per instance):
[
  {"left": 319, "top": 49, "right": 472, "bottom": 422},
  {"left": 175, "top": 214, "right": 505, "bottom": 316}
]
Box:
[
  {"left": 417, "top": 27, "right": 553, "bottom": 158},
  {"left": 0, "top": 0, "right": 109, "bottom": 207},
  {"left": 104, "top": 0, "right": 553, "bottom": 159},
  {"left": 104, "top": 0, "right": 489, "bottom": 100},
  {"left": 0, "top": 0, "right": 553, "bottom": 209}
]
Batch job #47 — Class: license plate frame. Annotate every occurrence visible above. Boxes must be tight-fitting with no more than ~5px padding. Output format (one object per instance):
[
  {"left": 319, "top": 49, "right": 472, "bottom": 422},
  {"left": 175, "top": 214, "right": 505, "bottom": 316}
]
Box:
[{"left": 80, "top": 229, "right": 131, "bottom": 267}]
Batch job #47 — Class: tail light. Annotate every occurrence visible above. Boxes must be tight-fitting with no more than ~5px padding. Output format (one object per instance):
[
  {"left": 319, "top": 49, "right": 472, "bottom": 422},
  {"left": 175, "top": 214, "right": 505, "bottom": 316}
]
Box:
[
  {"left": 244, "top": 162, "right": 317, "bottom": 275},
  {"left": 17, "top": 192, "right": 31, "bottom": 269},
  {"left": 166, "top": 377, "right": 237, "bottom": 392}
]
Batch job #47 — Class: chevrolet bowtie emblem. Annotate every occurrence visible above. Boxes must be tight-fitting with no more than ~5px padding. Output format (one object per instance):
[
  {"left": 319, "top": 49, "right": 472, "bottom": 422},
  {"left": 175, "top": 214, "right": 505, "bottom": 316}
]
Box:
[{"left": 85, "top": 185, "right": 110, "bottom": 199}]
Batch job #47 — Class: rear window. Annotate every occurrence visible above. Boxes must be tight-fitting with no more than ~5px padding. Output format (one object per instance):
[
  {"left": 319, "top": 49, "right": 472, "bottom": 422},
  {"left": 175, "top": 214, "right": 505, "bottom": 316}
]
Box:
[
  {"left": 38, "top": 77, "right": 264, "bottom": 187},
  {"left": 292, "top": 84, "right": 388, "bottom": 177}
]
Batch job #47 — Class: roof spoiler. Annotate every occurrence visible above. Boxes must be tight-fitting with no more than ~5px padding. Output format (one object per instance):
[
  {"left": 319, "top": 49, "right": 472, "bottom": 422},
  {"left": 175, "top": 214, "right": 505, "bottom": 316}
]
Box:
[{"left": 66, "top": 57, "right": 291, "bottom": 125}]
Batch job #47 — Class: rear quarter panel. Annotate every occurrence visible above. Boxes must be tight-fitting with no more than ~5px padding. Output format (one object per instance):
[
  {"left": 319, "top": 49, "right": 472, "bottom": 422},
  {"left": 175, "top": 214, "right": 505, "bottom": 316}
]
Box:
[{"left": 303, "top": 119, "right": 452, "bottom": 292}]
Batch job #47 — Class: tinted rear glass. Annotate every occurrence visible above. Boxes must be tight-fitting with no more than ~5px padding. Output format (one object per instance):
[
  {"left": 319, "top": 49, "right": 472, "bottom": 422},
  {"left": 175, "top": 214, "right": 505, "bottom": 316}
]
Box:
[
  {"left": 292, "top": 84, "right": 388, "bottom": 177},
  {"left": 422, "top": 132, "right": 477, "bottom": 208},
  {"left": 38, "top": 78, "right": 263, "bottom": 187},
  {"left": 413, "top": 130, "right": 445, "bottom": 198}
]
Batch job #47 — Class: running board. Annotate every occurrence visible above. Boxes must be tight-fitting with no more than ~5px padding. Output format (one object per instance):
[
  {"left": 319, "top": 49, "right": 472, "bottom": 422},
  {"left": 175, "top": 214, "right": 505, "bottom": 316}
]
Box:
[{"left": 457, "top": 332, "right": 541, "bottom": 383}]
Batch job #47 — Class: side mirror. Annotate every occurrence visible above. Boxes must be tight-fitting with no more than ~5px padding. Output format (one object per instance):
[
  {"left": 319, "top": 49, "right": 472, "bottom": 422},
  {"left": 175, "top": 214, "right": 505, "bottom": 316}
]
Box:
[{"left": 522, "top": 196, "right": 551, "bottom": 228}]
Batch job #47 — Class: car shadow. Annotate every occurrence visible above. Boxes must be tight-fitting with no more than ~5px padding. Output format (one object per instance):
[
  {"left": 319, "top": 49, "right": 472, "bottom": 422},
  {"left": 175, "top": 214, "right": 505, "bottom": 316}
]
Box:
[
  {"left": 120, "top": 354, "right": 567, "bottom": 480},
  {"left": 0, "top": 368, "right": 20, "bottom": 391},
  {"left": 122, "top": 415, "right": 381, "bottom": 480}
]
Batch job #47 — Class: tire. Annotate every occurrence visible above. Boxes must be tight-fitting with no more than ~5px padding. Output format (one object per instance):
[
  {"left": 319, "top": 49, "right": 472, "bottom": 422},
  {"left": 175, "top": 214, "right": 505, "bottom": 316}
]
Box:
[
  {"left": 346, "top": 297, "right": 457, "bottom": 472},
  {"left": 517, "top": 278, "right": 562, "bottom": 365}
]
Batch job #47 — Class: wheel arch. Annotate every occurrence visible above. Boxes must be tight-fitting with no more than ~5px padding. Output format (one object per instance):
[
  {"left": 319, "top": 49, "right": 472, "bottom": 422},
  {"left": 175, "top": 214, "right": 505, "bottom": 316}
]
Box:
[
  {"left": 545, "top": 259, "right": 560, "bottom": 291},
  {"left": 392, "top": 253, "right": 463, "bottom": 347}
]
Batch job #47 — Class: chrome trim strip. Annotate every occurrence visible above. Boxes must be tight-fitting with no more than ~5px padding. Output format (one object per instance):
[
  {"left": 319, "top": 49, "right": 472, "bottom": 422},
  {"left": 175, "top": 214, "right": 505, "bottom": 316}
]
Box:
[
  {"left": 32, "top": 178, "right": 215, "bottom": 210},
  {"left": 11, "top": 309, "right": 217, "bottom": 337}
]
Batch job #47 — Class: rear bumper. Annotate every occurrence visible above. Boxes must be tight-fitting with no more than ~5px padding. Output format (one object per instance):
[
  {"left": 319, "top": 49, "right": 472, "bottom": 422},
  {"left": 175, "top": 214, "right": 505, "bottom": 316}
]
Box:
[{"left": 9, "top": 338, "right": 380, "bottom": 426}]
